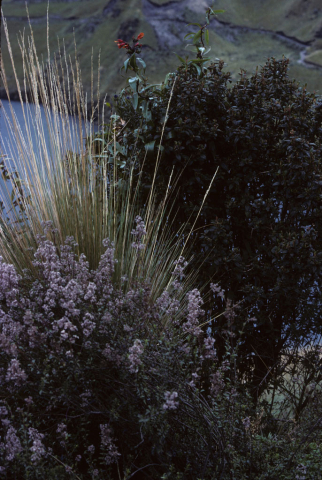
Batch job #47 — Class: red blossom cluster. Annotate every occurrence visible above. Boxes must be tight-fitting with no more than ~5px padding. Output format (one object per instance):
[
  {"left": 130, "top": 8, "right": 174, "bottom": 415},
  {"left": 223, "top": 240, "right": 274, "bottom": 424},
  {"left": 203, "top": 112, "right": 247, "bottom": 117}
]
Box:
[
  {"left": 114, "top": 39, "right": 130, "bottom": 50},
  {"left": 114, "top": 32, "right": 144, "bottom": 52}
]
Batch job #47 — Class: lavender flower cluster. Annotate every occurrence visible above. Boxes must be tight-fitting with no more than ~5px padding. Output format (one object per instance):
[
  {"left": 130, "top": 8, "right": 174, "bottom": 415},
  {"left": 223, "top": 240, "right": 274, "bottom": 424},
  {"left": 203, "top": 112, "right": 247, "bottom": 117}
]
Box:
[
  {"left": 131, "top": 215, "right": 147, "bottom": 250},
  {"left": 0, "top": 220, "right": 233, "bottom": 478}
]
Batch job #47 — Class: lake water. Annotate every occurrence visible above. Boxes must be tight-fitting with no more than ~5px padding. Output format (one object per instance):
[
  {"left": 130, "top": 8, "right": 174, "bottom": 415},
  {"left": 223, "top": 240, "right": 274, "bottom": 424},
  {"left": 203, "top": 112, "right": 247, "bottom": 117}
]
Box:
[
  {"left": 0, "top": 99, "right": 98, "bottom": 220},
  {"left": 0, "top": 98, "right": 97, "bottom": 165}
]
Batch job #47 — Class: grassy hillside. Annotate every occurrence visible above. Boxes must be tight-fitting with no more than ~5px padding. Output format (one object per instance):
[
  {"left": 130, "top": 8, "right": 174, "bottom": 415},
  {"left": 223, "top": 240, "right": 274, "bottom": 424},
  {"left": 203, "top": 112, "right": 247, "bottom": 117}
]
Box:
[{"left": 1, "top": 0, "right": 321, "bottom": 114}]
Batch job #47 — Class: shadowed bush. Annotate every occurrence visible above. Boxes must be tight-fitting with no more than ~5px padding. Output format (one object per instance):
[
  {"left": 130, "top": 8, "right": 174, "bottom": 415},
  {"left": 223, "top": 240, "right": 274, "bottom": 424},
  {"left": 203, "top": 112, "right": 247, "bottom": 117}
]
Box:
[{"left": 96, "top": 17, "right": 322, "bottom": 399}]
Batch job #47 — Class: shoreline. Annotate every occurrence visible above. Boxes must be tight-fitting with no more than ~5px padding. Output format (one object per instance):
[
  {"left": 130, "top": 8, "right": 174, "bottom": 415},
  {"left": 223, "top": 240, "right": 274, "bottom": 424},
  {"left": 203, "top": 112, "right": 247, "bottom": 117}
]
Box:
[{"left": 0, "top": 88, "right": 111, "bottom": 128}]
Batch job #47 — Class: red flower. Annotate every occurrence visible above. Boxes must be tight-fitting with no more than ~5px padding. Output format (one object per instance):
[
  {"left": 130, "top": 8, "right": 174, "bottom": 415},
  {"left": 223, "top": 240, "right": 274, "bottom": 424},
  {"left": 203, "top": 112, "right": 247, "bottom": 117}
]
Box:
[
  {"left": 115, "top": 33, "right": 144, "bottom": 52},
  {"left": 114, "top": 39, "right": 130, "bottom": 49}
]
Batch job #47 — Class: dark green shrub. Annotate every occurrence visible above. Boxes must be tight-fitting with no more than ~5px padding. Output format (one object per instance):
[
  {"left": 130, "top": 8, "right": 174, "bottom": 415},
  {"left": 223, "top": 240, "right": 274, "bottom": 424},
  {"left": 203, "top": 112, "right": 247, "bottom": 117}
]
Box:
[{"left": 92, "top": 20, "right": 322, "bottom": 399}]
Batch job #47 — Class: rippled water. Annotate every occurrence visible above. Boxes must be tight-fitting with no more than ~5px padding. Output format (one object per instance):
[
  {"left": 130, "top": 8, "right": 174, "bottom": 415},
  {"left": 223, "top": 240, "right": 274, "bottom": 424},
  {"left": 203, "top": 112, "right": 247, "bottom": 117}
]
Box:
[{"left": 0, "top": 99, "right": 98, "bottom": 217}]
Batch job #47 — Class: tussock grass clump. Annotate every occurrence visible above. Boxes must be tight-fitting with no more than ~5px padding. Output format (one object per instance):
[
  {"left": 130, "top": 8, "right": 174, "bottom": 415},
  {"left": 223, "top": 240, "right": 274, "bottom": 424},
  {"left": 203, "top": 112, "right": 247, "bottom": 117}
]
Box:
[{"left": 0, "top": 8, "right": 198, "bottom": 303}]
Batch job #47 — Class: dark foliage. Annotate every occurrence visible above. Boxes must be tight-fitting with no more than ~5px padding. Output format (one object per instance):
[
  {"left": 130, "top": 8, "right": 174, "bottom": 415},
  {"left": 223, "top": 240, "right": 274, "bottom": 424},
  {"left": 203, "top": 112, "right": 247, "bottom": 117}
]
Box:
[{"left": 94, "top": 56, "right": 322, "bottom": 398}]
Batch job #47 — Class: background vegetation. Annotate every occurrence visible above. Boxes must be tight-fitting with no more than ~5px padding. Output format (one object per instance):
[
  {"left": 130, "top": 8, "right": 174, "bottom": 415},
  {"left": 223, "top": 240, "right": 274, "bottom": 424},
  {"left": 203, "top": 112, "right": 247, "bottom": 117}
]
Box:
[{"left": 1, "top": 0, "right": 322, "bottom": 117}]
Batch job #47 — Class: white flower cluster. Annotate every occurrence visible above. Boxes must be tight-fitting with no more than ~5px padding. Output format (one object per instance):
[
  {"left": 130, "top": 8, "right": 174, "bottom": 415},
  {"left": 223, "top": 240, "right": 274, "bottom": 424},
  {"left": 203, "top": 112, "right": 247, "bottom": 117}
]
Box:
[
  {"left": 162, "top": 391, "right": 179, "bottom": 410},
  {"left": 210, "top": 283, "right": 225, "bottom": 299},
  {"left": 5, "top": 359, "right": 27, "bottom": 386},
  {"left": 100, "top": 424, "right": 120, "bottom": 465},
  {"left": 171, "top": 257, "right": 188, "bottom": 291},
  {"left": 128, "top": 339, "right": 144, "bottom": 373},
  {"left": 242, "top": 417, "right": 251, "bottom": 431},
  {"left": 203, "top": 336, "right": 217, "bottom": 359},
  {"left": 28, "top": 427, "right": 46, "bottom": 463},
  {"left": 295, "top": 463, "right": 307, "bottom": 480},
  {"left": 131, "top": 216, "right": 147, "bottom": 250},
  {"left": 183, "top": 289, "right": 204, "bottom": 337}
]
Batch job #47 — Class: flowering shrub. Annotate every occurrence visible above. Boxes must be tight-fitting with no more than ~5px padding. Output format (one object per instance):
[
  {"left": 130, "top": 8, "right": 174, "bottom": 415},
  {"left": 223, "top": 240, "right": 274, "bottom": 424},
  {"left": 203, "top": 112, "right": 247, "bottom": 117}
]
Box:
[
  {"left": 1, "top": 219, "right": 321, "bottom": 478},
  {"left": 0, "top": 219, "right": 245, "bottom": 478}
]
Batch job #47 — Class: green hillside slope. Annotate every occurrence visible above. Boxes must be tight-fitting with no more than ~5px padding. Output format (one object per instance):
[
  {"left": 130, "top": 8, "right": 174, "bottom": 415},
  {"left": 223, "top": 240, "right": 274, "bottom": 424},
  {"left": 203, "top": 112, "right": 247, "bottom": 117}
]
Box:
[{"left": 1, "top": 0, "right": 321, "bottom": 114}]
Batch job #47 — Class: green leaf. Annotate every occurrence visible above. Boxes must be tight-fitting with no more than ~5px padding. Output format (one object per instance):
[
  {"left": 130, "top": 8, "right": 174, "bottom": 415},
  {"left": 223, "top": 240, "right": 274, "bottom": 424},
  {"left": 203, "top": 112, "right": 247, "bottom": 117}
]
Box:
[
  {"left": 140, "top": 99, "right": 147, "bottom": 115},
  {"left": 13, "top": 178, "right": 22, "bottom": 187},
  {"left": 145, "top": 110, "right": 152, "bottom": 122},
  {"left": 122, "top": 57, "right": 130, "bottom": 73},
  {"left": 114, "top": 142, "right": 126, "bottom": 155},
  {"left": 175, "top": 53, "right": 186, "bottom": 64},
  {"left": 184, "top": 44, "right": 199, "bottom": 52},
  {"left": 184, "top": 32, "right": 195, "bottom": 40},
  {"left": 138, "top": 417, "right": 150, "bottom": 423},
  {"left": 164, "top": 72, "right": 176, "bottom": 85},
  {"left": 210, "top": 9, "right": 225, "bottom": 14},
  {"left": 192, "top": 30, "right": 202, "bottom": 45},
  {"left": 136, "top": 57, "right": 146, "bottom": 72},
  {"left": 144, "top": 140, "right": 155, "bottom": 153},
  {"left": 140, "top": 100, "right": 152, "bottom": 121},
  {"left": 191, "top": 57, "right": 211, "bottom": 64},
  {"left": 192, "top": 63, "right": 202, "bottom": 76},
  {"left": 128, "top": 77, "right": 139, "bottom": 92},
  {"left": 92, "top": 138, "right": 106, "bottom": 144},
  {"left": 186, "top": 23, "right": 202, "bottom": 27},
  {"left": 140, "top": 84, "right": 163, "bottom": 93},
  {"left": 165, "top": 131, "right": 174, "bottom": 140},
  {"left": 205, "top": 29, "right": 209, "bottom": 45},
  {"left": 105, "top": 102, "right": 111, "bottom": 108},
  {"left": 132, "top": 92, "right": 139, "bottom": 110},
  {"left": 123, "top": 54, "right": 137, "bottom": 73}
]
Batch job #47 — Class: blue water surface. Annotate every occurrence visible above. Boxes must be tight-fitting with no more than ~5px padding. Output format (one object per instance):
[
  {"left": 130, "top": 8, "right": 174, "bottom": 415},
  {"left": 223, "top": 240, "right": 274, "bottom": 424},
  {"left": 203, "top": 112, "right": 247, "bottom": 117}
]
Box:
[{"left": 0, "top": 99, "right": 98, "bottom": 218}]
